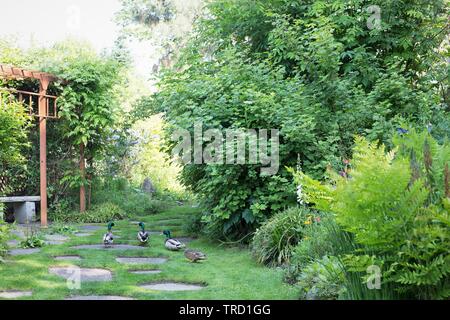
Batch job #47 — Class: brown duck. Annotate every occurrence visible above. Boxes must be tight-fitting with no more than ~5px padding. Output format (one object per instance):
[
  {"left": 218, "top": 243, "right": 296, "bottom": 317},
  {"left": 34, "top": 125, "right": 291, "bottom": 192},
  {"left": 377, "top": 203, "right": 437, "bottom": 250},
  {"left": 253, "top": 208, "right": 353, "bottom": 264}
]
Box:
[{"left": 184, "top": 249, "right": 206, "bottom": 263}]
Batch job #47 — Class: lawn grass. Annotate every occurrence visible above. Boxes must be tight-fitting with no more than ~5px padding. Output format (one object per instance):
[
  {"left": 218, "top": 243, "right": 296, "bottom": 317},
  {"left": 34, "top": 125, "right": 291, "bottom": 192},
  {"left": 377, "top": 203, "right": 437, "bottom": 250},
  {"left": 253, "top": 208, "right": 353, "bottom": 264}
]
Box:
[{"left": 0, "top": 204, "right": 298, "bottom": 300}]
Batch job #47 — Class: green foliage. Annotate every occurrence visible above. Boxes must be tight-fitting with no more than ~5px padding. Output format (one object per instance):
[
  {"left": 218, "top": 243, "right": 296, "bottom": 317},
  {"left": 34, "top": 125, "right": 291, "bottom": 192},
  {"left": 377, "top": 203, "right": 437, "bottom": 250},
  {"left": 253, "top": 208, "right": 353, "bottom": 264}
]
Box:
[
  {"left": 0, "top": 98, "right": 30, "bottom": 166},
  {"left": 137, "top": 0, "right": 449, "bottom": 240},
  {"left": 49, "top": 224, "right": 78, "bottom": 235},
  {"left": 182, "top": 209, "right": 204, "bottom": 236},
  {"left": 0, "top": 97, "right": 31, "bottom": 196},
  {"left": 49, "top": 202, "right": 127, "bottom": 224},
  {"left": 0, "top": 222, "right": 10, "bottom": 259},
  {"left": 293, "top": 131, "right": 450, "bottom": 299},
  {"left": 251, "top": 206, "right": 315, "bottom": 266},
  {"left": 91, "top": 178, "right": 165, "bottom": 216},
  {"left": 291, "top": 215, "right": 337, "bottom": 269},
  {"left": 20, "top": 228, "right": 45, "bottom": 249},
  {"left": 296, "top": 256, "right": 346, "bottom": 300},
  {"left": 130, "top": 116, "right": 184, "bottom": 194}
]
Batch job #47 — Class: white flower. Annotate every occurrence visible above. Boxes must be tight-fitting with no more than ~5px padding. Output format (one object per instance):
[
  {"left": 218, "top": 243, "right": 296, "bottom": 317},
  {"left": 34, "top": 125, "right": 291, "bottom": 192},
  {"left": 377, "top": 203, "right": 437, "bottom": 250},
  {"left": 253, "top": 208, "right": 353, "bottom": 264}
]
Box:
[{"left": 296, "top": 184, "right": 304, "bottom": 205}]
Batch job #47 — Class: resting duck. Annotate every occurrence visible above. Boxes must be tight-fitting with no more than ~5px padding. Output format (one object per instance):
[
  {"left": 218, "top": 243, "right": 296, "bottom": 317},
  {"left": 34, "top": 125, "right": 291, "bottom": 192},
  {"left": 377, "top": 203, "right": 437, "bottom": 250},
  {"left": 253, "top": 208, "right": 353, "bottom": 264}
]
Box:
[
  {"left": 137, "top": 222, "right": 149, "bottom": 244},
  {"left": 103, "top": 222, "right": 115, "bottom": 247},
  {"left": 163, "top": 230, "right": 185, "bottom": 251},
  {"left": 184, "top": 249, "right": 206, "bottom": 263}
]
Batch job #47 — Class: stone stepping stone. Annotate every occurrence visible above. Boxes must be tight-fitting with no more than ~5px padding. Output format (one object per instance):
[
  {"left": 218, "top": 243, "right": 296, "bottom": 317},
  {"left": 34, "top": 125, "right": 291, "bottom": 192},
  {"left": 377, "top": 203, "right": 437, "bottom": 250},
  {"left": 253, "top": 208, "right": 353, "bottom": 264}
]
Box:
[
  {"left": 65, "top": 295, "right": 134, "bottom": 300},
  {"left": 129, "top": 269, "right": 162, "bottom": 275},
  {"left": 7, "top": 240, "right": 19, "bottom": 248},
  {"left": 153, "top": 220, "right": 183, "bottom": 226},
  {"left": 116, "top": 257, "right": 167, "bottom": 265},
  {"left": 44, "top": 235, "right": 68, "bottom": 245},
  {"left": 0, "top": 291, "right": 32, "bottom": 299},
  {"left": 49, "top": 267, "right": 112, "bottom": 282},
  {"left": 79, "top": 225, "right": 103, "bottom": 231},
  {"left": 54, "top": 255, "right": 82, "bottom": 261},
  {"left": 74, "top": 233, "right": 92, "bottom": 237},
  {"left": 11, "top": 230, "right": 25, "bottom": 239},
  {"left": 45, "top": 241, "right": 66, "bottom": 245},
  {"left": 177, "top": 237, "right": 195, "bottom": 244},
  {"left": 45, "top": 234, "right": 69, "bottom": 241},
  {"left": 140, "top": 282, "right": 205, "bottom": 291},
  {"left": 71, "top": 244, "right": 145, "bottom": 250},
  {"left": 8, "top": 248, "right": 41, "bottom": 256}
]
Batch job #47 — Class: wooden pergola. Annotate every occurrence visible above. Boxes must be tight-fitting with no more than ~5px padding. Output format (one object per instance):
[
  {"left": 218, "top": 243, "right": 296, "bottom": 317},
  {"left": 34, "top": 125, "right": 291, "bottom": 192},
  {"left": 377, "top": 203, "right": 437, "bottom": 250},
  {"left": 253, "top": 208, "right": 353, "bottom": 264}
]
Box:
[{"left": 0, "top": 64, "right": 61, "bottom": 227}]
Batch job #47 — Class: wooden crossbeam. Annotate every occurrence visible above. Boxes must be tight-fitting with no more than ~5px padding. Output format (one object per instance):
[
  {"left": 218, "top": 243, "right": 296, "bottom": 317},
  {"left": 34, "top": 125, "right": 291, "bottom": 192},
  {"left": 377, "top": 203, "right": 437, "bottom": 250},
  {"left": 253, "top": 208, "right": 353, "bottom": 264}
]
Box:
[{"left": 0, "top": 64, "right": 58, "bottom": 83}]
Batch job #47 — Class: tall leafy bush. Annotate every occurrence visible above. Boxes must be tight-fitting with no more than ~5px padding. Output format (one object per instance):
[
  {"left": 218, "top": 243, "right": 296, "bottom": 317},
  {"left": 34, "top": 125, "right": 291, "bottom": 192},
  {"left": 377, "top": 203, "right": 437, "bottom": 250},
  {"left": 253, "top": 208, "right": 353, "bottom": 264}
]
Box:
[{"left": 136, "top": 0, "right": 449, "bottom": 239}]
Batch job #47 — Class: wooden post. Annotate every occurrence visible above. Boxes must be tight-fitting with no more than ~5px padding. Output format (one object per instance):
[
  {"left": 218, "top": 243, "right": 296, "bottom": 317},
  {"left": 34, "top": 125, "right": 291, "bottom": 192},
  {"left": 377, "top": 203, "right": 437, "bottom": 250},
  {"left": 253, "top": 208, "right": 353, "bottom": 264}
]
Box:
[
  {"left": 80, "top": 143, "right": 86, "bottom": 213},
  {"left": 39, "top": 79, "right": 49, "bottom": 227}
]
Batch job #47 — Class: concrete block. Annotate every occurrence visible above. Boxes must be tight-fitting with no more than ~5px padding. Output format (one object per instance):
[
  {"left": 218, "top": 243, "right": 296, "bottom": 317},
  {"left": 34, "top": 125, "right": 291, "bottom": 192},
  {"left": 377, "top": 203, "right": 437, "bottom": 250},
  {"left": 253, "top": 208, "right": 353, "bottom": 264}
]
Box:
[{"left": 13, "top": 202, "right": 36, "bottom": 224}]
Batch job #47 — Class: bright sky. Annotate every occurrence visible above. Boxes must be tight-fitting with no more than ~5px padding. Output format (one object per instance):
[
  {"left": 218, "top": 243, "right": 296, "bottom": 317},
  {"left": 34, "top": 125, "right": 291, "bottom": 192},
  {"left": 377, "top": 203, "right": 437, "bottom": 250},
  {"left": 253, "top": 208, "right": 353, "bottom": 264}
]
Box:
[{"left": 0, "top": 0, "right": 155, "bottom": 78}]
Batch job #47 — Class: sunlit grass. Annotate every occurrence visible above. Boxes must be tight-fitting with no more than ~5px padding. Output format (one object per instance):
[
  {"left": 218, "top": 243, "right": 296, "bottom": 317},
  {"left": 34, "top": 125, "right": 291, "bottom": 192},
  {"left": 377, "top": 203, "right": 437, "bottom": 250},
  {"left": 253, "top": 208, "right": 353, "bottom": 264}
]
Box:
[{"left": 0, "top": 204, "right": 298, "bottom": 300}]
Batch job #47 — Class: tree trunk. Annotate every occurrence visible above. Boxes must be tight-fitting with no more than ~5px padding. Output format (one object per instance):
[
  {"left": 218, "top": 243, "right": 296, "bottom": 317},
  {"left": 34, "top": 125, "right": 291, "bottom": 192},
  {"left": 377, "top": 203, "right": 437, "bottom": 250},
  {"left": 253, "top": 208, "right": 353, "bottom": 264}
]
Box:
[
  {"left": 80, "top": 143, "right": 86, "bottom": 213},
  {"left": 87, "top": 157, "right": 93, "bottom": 210}
]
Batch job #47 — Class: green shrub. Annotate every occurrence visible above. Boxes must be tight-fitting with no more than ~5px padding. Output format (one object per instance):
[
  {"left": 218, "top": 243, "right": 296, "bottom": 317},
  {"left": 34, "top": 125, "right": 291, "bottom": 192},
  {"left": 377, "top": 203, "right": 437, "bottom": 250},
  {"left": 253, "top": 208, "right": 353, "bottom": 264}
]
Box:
[
  {"left": 0, "top": 222, "right": 10, "bottom": 259},
  {"left": 182, "top": 209, "right": 204, "bottom": 236},
  {"left": 297, "top": 256, "right": 346, "bottom": 300},
  {"left": 251, "top": 206, "right": 316, "bottom": 266},
  {"left": 49, "top": 223, "right": 78, "bottom": 235},
  {"left": 92, "top": 180, "right": 165, "bottom": 216},
  {"left": 20, "top": 234, "right": 45, "bottom": 249},
  {"left": 293, "top": 130, "right": 450, "bottom": 299},
  {"left": 139, "top": 0, "right": 449, "bottom": 241},
  {"left": 292, "top": 215, "right": 336, "bottom": 269},
  {"left": 50, "top": 202, "right": 127, "bottom": 223}
]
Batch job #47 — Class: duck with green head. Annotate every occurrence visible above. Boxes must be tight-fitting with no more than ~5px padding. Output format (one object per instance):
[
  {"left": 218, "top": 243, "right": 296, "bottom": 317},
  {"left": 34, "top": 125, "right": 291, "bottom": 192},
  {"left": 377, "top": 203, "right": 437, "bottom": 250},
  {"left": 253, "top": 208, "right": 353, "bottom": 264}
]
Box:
[
  {"left": 137, "top": 222, "right": 149, "bottom": 244},
  {"left": 103, "top": 222, "right": 115, "bottom": 246},
  {"left": 163, "top": 230, "right": 185, "bottom": 251}
]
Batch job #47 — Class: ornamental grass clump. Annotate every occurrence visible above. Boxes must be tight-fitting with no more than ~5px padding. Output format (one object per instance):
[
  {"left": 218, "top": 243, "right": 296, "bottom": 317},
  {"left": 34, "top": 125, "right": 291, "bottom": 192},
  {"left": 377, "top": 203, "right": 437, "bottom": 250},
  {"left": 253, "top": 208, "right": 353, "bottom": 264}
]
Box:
[{"left": 251, "top": 206, "right": 319, "bottom": 266}]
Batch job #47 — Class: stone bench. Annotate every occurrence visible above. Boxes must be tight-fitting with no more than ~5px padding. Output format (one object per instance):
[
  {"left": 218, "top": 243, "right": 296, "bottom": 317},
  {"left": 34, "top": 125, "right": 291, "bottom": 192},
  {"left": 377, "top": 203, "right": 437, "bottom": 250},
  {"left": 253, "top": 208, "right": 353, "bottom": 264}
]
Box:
[{"left": 0, "top": 196, "right": 40, "bottom": 223}]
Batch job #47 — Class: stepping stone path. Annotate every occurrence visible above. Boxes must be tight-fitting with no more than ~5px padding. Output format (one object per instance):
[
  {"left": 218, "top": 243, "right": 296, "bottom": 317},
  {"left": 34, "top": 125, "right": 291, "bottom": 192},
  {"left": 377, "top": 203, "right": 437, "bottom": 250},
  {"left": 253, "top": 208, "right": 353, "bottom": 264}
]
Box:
[
  {"left": 177, "top": 237, "right": 195, "bottom": 244},
  {"left": 140, "top": 282, "right": 205, "bottom": 291},
  {"left": 44, "top": 234, "right": 69, "bottom": 245},
  {"left": 54, "top": 255, "right": 82, "bottom": 261},
  {"left": 79, "top": 225, "right": 103, "bottom": 231},
  {"left": 74, "top": 233, "right": 92, "bottom": 237},
  {"left": 49, "top": 267, "right": 112, "bottom": 282},
  {"left": 71, "top": 244, "right": 145, "bottom": 250},
  {"left": 11, "top": 230, "right": 25, "bottom": 239},
  {"left": 116, "top": 257, "right": 167, "bottom": 265},
  {"left": 8, "top": 248, "right": 41, "bottom": 256},
  {"left": 129, "top": 269, "right": 162, "bottom": 274},
  {"left": 65, "top": 295, "right": 134, "bottom": 300},
  {"left": 7, "top": 240, "right": 19, "bottom": 247},
  {"left": 0, "top": 291, "right": 32, "bottom": 299},
  {"left": 45, "top": 234, "right": 69, "bottom": 241}
]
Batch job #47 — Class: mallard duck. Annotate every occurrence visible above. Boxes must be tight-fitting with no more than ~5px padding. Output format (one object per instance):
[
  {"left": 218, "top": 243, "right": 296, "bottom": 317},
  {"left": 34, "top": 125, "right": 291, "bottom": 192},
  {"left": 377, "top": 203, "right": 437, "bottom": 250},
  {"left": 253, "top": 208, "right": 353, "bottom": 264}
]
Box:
[
  {"left": 184, "top": 249, "right": 206, "bottom": 263},
  {"left": 163, "top": 230, "right": 185, "bottom": 251},
  {"left": 137, "top": 222, "right": 149, "bottom": 244},
  {"left": 103, "top": 222, "right": 115, "bottom": 247}
]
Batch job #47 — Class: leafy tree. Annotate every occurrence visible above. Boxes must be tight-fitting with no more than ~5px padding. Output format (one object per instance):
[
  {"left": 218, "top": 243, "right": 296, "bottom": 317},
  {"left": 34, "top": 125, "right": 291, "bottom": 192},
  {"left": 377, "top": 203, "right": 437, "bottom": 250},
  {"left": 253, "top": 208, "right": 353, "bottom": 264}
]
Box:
[
  {"left": 136, "top": 0, "right": 449, "bottom": 239},
  {"left": 37, "top": 41, "right": 125, "bottom": 212},
  {"left": 115, "top": 0, "right": 204, "bottom": 71}
]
